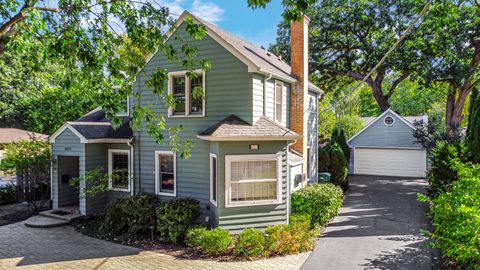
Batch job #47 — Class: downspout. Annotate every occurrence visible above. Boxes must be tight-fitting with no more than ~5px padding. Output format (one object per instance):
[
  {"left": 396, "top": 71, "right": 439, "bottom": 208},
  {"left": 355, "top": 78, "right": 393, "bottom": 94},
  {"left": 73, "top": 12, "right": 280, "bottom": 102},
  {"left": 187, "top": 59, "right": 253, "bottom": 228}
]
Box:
[
  {"left": 263, "top": 73, "right": 272, "bottom": 116},
  {"left": 127, "top": 139, "right": 134, "bottom": 196}
]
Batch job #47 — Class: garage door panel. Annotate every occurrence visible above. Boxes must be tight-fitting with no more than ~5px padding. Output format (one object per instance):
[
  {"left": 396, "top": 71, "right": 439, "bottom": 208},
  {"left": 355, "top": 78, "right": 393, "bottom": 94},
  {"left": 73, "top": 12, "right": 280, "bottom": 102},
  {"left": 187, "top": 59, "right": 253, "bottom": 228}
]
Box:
[{"left": 355, "top": 148, "right": 426, "bottom": 177}]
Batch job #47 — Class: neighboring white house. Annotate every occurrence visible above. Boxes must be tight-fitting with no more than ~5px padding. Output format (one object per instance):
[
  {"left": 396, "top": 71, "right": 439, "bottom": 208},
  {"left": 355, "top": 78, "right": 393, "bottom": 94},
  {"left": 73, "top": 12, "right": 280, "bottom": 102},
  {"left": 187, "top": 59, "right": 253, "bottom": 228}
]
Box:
[{"left": 348, "top": 109, "right": 428, "bottom": 178}]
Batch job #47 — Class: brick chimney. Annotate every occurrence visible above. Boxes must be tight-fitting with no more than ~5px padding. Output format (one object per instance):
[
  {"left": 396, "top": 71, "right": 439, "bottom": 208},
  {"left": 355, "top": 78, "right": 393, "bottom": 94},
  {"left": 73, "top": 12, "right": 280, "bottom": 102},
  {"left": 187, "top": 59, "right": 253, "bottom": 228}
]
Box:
[{"left": 290, "top": 15, "right": 310, "bottom": 155}]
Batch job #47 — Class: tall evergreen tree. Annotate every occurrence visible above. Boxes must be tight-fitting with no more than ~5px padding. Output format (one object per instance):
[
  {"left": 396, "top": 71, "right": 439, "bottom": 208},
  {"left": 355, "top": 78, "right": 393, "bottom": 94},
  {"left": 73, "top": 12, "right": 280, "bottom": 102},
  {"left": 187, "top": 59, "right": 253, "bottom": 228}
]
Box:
[{"left": 467, "top": 88, "right": 480, "bottom": 162}]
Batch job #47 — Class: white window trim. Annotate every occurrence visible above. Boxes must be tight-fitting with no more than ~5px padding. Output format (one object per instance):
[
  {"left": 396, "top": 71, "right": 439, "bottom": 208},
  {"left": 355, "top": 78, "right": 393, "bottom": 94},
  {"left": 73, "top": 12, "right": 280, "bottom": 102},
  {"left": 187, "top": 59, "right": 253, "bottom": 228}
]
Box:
[
  {"left": 210, "top": 153, "right": 218, "bottom": 206},
  {"left": 384, "top": 116, "right": 395, "bottom": 126},
  {"left": 155, "top": 150, "right": 177, "bottom": 197},
  {"left": 274, "top": 81, "right": 283, "bottom": 123},
  {"left": 116, "top": 96, "right": 130, "bottom": 117},
  {"left": 225, "top": 154, "right": 282, "bottom": 208},
  {"left": 108, "top": 149, "right": 131, "bottom": 192},
  {"left": 167, "top": 69, "right": 206, "bottom": 118}
]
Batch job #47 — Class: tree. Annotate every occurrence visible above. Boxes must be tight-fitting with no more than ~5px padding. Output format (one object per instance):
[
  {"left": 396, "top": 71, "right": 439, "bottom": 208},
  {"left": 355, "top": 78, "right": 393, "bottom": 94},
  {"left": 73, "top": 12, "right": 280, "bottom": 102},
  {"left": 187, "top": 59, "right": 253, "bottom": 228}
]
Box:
[
  {"left": 269, "top": 0, "right": 427, "bottom": 111},
  {"left": 335, "top": 115, "right": 364, "bottom": 140},
  {"left": 466, "top": 88, "right": 479, "bottom": 162},
  {"left": 0, "top": 0, "right": 211, "bottom": 157},
  {"left": 416, "top": 1, "right": 480, "bottom": 135},
  {"left": 0, "top": 138, "right": 50, "bottom": 213}
]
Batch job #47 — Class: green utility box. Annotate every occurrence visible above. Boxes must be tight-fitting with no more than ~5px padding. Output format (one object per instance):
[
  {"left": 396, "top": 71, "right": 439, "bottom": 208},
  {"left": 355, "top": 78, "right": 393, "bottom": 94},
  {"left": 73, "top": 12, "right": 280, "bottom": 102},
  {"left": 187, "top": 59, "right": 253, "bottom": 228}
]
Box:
[{"left": 318, "top": 172, "right": 331, "bottom": 183}]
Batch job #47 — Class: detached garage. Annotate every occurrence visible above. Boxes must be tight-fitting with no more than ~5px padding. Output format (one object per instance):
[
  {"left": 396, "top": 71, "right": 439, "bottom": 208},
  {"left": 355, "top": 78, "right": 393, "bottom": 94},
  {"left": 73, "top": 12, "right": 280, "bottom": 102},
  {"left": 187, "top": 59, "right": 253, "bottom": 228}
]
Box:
[{"left": 348, "top": 109, "right": 427, "bottom": 178}]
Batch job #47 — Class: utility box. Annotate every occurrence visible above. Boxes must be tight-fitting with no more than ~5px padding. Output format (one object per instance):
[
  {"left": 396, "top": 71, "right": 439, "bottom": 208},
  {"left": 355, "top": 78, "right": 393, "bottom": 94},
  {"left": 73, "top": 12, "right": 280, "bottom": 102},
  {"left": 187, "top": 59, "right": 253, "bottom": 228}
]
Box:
[{"left": 318, "top": 172, "right": 331, "bottom": 183}]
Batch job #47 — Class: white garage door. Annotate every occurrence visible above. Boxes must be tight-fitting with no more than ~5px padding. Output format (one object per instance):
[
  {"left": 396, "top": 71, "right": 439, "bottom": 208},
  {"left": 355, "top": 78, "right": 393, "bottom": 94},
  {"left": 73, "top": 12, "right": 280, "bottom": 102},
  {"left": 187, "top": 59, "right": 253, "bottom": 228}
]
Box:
[{"left": 354, "top": 148, "right": 426, "bottom": 177}]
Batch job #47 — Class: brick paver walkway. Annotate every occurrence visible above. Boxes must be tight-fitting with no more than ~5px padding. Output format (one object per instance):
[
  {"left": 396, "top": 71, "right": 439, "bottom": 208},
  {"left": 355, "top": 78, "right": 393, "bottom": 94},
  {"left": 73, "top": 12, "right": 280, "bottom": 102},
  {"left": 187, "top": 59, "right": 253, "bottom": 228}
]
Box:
[{"left": 0, "top": 222, "right": 309, "bottom": 270}]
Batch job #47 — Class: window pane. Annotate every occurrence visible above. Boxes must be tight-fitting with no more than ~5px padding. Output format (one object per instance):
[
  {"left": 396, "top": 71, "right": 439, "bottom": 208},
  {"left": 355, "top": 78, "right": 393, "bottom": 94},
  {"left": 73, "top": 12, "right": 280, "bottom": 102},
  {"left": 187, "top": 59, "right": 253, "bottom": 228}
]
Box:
[
  {"left": 112, "top": 153, "right": 129, "bottom": 189},
  {"left": 231, "top": 160, "right": 277, "bottom": 181},
  {"left": 231, "top": 181, "right": 277, "bottom": 202},
  {"left": 190, "top": 75, "right": 203, "bottom": 115},
  {"left": 158, "top": 154, "right": 175, "bottom": 194},
  {"left": 275, "top": 84, "right": 282, "bottom": 122},
  {"left": 173, "top": 76, "right": 185, "bottom": 115},
  {"left": 211, "top": 156, "right": 217, "bottom": 202}
]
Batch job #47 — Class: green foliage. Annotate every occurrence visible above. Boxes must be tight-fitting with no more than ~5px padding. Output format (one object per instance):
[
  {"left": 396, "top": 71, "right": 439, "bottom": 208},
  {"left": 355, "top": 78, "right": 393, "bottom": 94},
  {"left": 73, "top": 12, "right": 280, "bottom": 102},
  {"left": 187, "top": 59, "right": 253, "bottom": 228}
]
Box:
[
  {"left": 428, "top": 163, "right": 480, "bottom": 269},
  {"left": 328, "top": 143, "right": 349, "bottom": 191},
  {"left": 331, "top": 128, "right": 350, "bottom": 162},
  {"left": 318, "top": 147, "right": 330, "bottom": 172},
  {"left": 156, "top": 198, "right": 200, "bottom": 243},
  {"left": 291, "top": 183, "right": 343, "bottom": 226},
  {"left": 428, "top": 141, "right": 470, "bottom": 197},
  {"left": 265, "top": 214, "right": 316, "bottom": 255},
  {"left": 466, "top": 88, "right": 480, "bottom": 163},
  {"left": 185, "top": 226, "right": 232, "bottom": 254},
  {"left": 69, "top": 167, "right": 109, "bottom": 199},
  {"left": 317, "top": 92, "right": 337, "bottom": 139},
  {"left": 335, "top": 115, "right": 364, "bottom": 140},
  {"left": 102, "top": 194, "right": 160, "bottom": 237},
  {"left": 235, "top": 228, "right": 266, "bottom": 258},
  {"left": 0, "top": 184, "right": 17, "bottom": 205}
]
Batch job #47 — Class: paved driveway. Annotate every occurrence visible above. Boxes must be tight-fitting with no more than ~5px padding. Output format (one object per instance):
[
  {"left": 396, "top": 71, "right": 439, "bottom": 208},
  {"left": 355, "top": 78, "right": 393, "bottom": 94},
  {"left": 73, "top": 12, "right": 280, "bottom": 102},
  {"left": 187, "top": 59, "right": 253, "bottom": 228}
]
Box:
[
  {"left": 301, "top": 175, "right": 441, "bottom": 270},
  {"left": 0, "top": 221, "right": 308, "bottom": 270}
]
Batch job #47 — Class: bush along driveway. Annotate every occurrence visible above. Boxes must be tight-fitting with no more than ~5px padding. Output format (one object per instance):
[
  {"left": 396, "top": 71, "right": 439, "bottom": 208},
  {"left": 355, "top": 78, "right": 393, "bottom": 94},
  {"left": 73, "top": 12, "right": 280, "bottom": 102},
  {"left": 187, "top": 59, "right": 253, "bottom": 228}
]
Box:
[{"left": 301, "top": 175, "right": 442, "bottom": 270}]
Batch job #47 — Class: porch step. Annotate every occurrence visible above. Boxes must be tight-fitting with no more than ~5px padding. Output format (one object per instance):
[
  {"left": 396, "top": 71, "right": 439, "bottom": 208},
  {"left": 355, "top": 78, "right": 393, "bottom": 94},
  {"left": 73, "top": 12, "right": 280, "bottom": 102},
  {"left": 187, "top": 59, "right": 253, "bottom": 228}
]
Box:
[
  {"left": 39, "top": 208, "right": 83, "bottom": 221},
  {"left": 24, "top": 215, "right": 70, "bottom": 228}
]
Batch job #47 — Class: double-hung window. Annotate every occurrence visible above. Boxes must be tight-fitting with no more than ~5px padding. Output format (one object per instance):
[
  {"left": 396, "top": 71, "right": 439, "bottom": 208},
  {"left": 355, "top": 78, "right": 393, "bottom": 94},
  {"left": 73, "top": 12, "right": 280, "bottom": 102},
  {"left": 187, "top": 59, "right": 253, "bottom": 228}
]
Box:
[
  {"left": 108, "top": 149, "right": 131, "bottom": 192},
  {"left": 168, "top": 70, "right": 205, "bottom": 117},
  {"left": 155, "top": 151, "right": 176, "bottom": 196},
  {"left": 274, "top": 82, "right": 283, "bottom": 123},
  {"left": 225, "top": 154, "right": 282, "bottom": 207},
  {"left": 210, "top": 153, "right": 218, "bottom": 206}
]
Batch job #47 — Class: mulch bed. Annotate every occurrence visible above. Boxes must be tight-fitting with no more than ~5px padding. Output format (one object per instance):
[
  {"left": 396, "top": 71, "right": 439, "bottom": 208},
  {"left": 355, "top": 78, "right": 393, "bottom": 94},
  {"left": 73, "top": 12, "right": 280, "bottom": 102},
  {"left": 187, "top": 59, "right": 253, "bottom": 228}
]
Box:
[
  {"left": 72, "top": 216, "right": 267, "bottom": 262},
  {"left": 0, "top": 203, "right": 35, "bottom": 226}
]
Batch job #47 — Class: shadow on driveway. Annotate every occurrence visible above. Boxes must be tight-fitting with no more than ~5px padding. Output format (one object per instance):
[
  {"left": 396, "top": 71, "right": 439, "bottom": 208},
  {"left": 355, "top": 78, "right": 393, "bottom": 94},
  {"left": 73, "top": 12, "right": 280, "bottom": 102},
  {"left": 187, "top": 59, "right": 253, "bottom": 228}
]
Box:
[{"left": 301, "top": 175, "right": 441, "bottom": 270}]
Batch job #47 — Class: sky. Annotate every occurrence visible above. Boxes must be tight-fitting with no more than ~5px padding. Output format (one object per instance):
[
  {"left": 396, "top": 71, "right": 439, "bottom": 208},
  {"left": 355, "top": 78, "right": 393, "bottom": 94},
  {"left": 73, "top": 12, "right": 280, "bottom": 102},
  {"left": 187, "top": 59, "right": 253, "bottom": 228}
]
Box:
[{"left": 160, "top": 0, "right": 285, "bottom": 47}]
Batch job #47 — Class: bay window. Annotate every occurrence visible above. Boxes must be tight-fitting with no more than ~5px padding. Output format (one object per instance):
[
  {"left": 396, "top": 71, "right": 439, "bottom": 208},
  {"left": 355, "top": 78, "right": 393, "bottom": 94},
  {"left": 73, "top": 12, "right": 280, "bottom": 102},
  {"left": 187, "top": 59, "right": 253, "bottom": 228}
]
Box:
[
  {"left": 225, "top": 154, "right": 282, "bottom": 207},
  {"left": 168, "top": 70, "right": 205, "bottom": 117}
]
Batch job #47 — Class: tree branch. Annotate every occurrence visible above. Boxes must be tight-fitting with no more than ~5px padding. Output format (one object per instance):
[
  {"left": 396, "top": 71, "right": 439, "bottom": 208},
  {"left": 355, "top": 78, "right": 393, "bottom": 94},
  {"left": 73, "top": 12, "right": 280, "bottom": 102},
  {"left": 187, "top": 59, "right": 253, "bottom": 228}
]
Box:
[
  {"left": 0, "top": 5, "right": 61, "bottom": 37},
  {"left": 387, "top": 72, "right": 410, "bottom": 98}
]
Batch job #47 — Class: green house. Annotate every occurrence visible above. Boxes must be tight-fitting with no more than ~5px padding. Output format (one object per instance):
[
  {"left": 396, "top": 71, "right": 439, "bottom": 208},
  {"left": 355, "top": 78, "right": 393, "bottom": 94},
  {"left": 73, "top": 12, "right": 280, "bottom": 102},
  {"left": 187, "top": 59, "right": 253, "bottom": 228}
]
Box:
[{"left": 49, "top": 11, "right": 322, "bottom": 233}]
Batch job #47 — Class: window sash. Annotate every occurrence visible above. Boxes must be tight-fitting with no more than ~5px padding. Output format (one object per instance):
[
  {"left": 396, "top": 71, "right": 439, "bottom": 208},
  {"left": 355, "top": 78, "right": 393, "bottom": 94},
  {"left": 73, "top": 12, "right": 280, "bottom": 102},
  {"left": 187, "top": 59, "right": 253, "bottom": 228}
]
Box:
[
  {"left": 155, "top": 151, "right": 176, "bottom": 196},
  {"left": 225, "top": 155, "right": 282, "bottom": 207},
  {"left": 168, "top": 70, "right": 205, "bottom": 117},
  {"left": 210, "top": 153, "right": 217, "bottom": 205},
  {"left": 275, "top": 83, "right": 283, "bottom": 122},
  {"left": 108, "top": 150, "right": 130, "bottom": 192}
]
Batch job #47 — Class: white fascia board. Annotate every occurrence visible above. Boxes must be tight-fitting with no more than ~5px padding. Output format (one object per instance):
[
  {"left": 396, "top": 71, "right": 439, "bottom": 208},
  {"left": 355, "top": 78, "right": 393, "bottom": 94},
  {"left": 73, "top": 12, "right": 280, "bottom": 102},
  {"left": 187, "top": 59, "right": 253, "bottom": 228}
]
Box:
[{"left": 49, "top": 123, "right": 88, "bottom": 144}]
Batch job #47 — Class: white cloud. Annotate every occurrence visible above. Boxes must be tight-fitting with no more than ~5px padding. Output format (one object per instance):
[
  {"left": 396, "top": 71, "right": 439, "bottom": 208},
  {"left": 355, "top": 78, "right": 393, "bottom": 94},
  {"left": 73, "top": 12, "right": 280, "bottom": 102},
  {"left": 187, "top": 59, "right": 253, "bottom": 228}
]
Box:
[
  {"left": 158, "top": 0, "right": 185, "bottom": 17},
  {"left": 191, "top": 0, "right": 224, "bottom": 23}
]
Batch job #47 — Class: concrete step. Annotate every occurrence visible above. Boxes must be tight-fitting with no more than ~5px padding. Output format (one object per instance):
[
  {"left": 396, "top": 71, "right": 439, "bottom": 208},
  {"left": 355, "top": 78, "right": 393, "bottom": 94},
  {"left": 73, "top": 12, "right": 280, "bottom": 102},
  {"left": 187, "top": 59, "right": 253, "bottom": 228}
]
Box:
[
  {"left": 24, "top": 215, "right": 70, "bottom": 228},
  {"left": 39, "top": 208, "right": 83, "bottom": 221}
]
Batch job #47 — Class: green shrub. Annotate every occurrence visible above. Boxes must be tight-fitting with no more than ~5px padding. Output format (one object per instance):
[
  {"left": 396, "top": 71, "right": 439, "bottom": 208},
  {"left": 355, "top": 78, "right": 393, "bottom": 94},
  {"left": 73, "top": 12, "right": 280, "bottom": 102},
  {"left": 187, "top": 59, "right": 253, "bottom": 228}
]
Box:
[
  {"left": 318, "top": 146, "right": 330, "bottom": 172},
  {"left": 429, "top": 163, "right": 480, "bottom": 269},
  {"left": 185, "top": 226, "right": 232, "bottom": 254},
  {"left": 331, "top": 127, "right": 350, "bottom": 162},
  {"left": 102, "top": 194, "right": 160, "bottom": 236},
  {"left": 265, "top": 214, "right": 315, "bottom": 255},
  {"left": 291, "top": 183, "right": 343, "bottom": 226},
  {"left": 236, "top": 228, "right": 266, "bottom": 257},
  {"left": 428, "top": 141, "right": 469, "bottom": 197},
  {"left": 0, "top": 184, "right": 17, "bottom": 205},
  {"left": 328, "top": 143, "right": 349, "bottom": 191},
  {"left": 156, "top": 198, "right": 200, "bottom": 243}
]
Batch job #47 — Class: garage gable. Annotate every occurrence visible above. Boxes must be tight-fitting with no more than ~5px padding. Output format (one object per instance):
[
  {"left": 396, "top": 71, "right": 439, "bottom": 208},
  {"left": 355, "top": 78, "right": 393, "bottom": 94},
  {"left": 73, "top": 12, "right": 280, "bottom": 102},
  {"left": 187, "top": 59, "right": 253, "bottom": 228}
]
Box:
[{"left": 348, "top": 109, "right": 422, "bottom": 149}]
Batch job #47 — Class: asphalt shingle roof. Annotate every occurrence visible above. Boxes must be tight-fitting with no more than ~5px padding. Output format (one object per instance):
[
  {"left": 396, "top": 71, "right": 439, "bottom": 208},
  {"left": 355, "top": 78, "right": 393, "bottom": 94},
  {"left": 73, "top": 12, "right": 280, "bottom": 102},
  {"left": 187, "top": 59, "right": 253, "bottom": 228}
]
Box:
[
  {"left": 70, "top": 108, "right": 133, "bottom": 140},
  {"left": 199, "top": 115, "right": 300, "bottom": 140},
  {"left": 0, "top": 128, "right": 47, "bottom": 144}
]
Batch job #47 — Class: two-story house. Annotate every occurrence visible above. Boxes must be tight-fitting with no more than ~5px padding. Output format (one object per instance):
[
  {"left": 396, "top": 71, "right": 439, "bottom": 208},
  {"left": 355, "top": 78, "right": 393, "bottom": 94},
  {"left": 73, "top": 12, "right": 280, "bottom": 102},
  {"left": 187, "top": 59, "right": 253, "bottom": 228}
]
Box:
[{"left": 49, "top": 11, "right": 321, "bottom": 232}]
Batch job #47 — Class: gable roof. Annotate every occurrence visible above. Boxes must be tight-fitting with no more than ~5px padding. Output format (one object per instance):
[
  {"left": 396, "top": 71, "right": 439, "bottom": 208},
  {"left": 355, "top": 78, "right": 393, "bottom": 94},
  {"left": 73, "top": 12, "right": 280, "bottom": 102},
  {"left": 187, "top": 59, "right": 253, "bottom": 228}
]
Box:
[
  {"left": 347, "top": 109, "right": 422, "bottom": 144},
  {"left": 158, "top": 11, "right": 322, "bottom": 94},
  {"left": 49, "top": 108, "right": 133, "bottom": 144},
  {"left": 197, "top": 115, "right": 301, "bottom": 141},
  {"left": 361, "top": 115, "right": 427, "bottom": 126}
]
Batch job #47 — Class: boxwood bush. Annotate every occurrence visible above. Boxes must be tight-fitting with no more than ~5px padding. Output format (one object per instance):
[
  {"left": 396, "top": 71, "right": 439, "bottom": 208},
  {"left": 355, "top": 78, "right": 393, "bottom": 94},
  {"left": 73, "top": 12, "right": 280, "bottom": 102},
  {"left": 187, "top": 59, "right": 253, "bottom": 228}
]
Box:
[
  {"left": 185, "top": 226, "right": 232, "bottom": 254},
  {"left": 156, "top": 198, "right": 200, "bottom": 243},
  {"left": 291, "top": 183, "right": 343, "bottom": 226},
  {"left": 235, "top": 228, "right": 266, "bottom": 257},
  {"left": 102, "top": 194, "right": 160, "bottom": 236},
  {"left": 0, "top": 184, "right": 17, "bottom": 205},
  {"left": 428, "top": 163, "right": 480, "bottom": 269}
]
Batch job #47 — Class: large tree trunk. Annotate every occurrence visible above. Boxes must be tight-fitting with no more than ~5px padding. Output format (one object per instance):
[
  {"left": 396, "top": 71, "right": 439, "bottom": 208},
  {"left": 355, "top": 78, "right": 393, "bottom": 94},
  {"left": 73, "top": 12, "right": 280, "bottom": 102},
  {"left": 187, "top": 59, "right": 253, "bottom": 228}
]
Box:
[
  {"left": 370, "top": 81, "right": 390, "bottom": 111},
  {"left": 445, "top": 88, "right": 470, "bottom": 137}
]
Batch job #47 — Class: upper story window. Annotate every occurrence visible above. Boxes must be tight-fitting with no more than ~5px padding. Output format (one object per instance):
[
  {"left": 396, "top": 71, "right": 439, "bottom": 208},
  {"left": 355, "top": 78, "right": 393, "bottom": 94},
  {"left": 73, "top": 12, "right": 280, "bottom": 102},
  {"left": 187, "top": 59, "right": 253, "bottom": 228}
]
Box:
[
  {"left": 168, "top": 70, "right": 205, "bottom": 117},
  {"left": 274, "top": 82, "right": 283, "bottom": 123}
]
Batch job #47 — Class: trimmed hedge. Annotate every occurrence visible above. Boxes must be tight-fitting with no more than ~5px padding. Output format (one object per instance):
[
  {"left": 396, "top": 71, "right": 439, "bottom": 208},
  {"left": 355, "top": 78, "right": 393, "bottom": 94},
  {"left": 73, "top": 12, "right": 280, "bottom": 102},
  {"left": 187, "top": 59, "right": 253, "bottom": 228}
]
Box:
[
  {"left": 102, "top": 194, "right": 160, "bottom": 236},
  {"left": 291, "top": 183, "right": 343, "bottom": 226},
  {"left": 156, "top": 198, "right": 200, "bottom": 243},
  {"left": 428, "top": 163, "right": 480, "bottom": 269},
  {"left": 185, "top": 227, "right": 232, "bottom": 254},
  {"left": 265, "top": 214, "right": 316, "bottom": 255}
]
